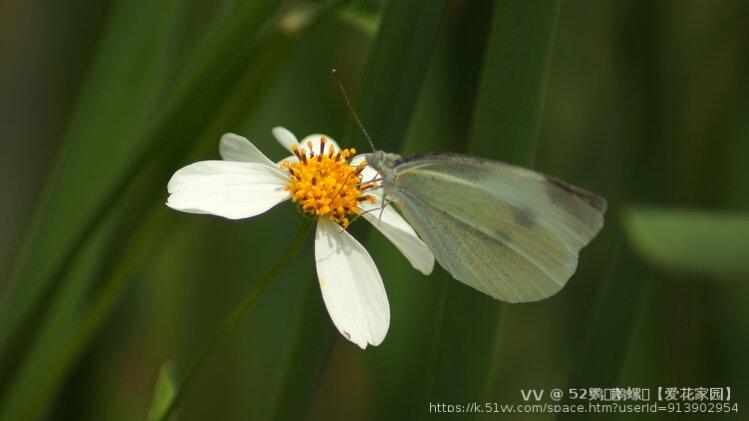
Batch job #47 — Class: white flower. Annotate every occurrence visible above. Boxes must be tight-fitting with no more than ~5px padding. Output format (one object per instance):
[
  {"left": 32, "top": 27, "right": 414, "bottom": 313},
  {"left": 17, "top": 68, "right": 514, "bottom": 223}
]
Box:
[{"left": 167, "top": 127, "right": 434, "bottom": 348}]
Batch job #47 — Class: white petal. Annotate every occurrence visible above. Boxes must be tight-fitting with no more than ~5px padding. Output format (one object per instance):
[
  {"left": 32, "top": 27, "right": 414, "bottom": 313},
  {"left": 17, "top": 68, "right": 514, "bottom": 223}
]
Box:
[
  {"left": 167, "top": 161, "right": 289, "bottom": 220},
  {"left": 219, "top": 134, "right": 282, "bottom": 176},
  {"left": 350, "top": 155, "right": 381, "bottom": 184},
  {"left": 361, "top": 199, "right": 435, "bottom": 275},
  {"left": 272, "top": 126, "right": 299, "bottom": 152},
  {"left": 315, "top": 218, "right": 389, "bottom": 348},
  {"left": 299, "top": 133, "right": 340, "bottom": 155}
]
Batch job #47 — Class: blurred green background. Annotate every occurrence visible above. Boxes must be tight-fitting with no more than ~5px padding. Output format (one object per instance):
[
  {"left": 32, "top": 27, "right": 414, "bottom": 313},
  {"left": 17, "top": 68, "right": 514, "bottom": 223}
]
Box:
[{"left": 1, "top": 0, "right": 747, "bottom": 420}]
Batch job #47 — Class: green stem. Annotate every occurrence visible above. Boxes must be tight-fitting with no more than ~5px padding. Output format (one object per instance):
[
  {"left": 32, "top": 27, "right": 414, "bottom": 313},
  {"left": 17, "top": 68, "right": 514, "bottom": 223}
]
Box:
[{"left": 159, "top": 217, "right": 313, "bottom": 421}]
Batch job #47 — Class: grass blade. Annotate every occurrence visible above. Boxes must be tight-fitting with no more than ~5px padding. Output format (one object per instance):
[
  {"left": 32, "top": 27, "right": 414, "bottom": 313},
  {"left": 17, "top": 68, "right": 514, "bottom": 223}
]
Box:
[
  {"left": 348, "top": 0, "right": 449, "bottom": 151},
  {"left": 557, "top": 3, "right": 669, "bottom": 419},
  {"left": 0, "top": 1, "right": 305, "bottom": 417},
  {"left": 624, "top": 207, "right": 749, "bottom": 278},
  {"left": 363, "top": 2, "right": 495, "bottom": 419},
  {"left": 470, "top": 0, "right": 561, "bottom": 165},
  {"left": 0, "top": 0, "right": 181, "bottom": 389},
  {"left": 0, "top": 0, "right": 286, "bottom": 383},
  {"left": 0, "top": 0, "right": 283, "bottom": 370},
  {"left": 270, "top": 1, "right": 449, "bottom": 419},
  {"left": 425, "top": 0, "right": 561, "bottom": 406},
  {"left": 146, "top": 362, "right": 177, "bottom": 420},
  {"left": 268, "top": 282, "right": 336, "bottom": 421}
]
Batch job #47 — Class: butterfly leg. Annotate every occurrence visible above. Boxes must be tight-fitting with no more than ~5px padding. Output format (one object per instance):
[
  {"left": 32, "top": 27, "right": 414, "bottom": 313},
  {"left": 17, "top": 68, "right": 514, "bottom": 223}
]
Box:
[
  {"left": 378, "top": 193, "right": 390, "bottom": 220},
  {"left": 337, "top": 199, "right": 390, "bottom": 233}
]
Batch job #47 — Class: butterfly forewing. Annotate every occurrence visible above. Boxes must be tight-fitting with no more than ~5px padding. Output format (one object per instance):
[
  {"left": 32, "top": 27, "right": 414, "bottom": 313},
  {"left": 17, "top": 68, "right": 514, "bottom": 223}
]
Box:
[{"left": 390, "top": 154, "right": 606, "bottom": 303}]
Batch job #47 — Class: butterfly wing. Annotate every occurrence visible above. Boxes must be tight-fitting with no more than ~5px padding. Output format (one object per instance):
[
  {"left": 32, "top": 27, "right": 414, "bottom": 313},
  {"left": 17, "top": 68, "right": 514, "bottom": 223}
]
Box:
[{"left": 389, "top": 153, "right": 606, "bottom": 303}]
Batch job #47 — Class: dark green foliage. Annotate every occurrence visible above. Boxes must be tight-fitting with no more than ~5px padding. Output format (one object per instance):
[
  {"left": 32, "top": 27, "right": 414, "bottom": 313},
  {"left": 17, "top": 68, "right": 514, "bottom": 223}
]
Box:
[{"left": 0, "top": 0, "right": 746, "bottom": 420}]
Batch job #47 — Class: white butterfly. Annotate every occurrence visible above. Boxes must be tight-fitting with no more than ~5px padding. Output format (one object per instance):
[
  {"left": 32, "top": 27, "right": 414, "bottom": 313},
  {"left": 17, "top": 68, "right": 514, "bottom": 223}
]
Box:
[
  {"left": 363, "top": 151, "right": 607, "bottom": 303},
  {"left": 331, "top": 68, "right": 606, "bottom": 303}
]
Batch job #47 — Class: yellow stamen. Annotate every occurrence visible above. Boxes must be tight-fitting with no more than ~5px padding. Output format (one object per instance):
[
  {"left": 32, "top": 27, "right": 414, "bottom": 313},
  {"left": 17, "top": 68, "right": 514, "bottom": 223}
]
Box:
[{"left": 281, "top": 145, "right": 377, "bottom": 228}]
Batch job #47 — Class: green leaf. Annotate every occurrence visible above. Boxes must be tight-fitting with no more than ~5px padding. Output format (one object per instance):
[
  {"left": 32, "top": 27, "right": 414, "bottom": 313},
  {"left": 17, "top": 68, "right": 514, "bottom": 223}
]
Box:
[
  {"left": 425, "top": 0, "right": 561, "bottom": 404},
  {"left": 625, "top": 207, "right": 749, "bottom": 278},
  {"left": 147, "top": 361, "right": 178, "bottom": 421}
]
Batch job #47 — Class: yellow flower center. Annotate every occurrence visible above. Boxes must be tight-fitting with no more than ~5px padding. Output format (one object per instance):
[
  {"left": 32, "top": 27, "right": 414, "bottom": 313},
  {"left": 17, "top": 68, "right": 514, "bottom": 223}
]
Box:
[{"left": 281, "top": 137, "right": 378, "bottom": 228}]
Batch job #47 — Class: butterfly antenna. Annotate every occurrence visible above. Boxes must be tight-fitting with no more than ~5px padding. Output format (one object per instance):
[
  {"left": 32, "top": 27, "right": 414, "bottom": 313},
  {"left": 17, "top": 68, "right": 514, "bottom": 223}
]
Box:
[{"left": 331, "top": 68, "right": 377, "bottom": 152}]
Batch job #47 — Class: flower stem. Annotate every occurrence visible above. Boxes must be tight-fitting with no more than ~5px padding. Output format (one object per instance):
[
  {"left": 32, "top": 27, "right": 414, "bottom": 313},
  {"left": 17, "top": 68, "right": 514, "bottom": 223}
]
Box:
[{"left": 159, "top": 217, "right": 313, "bottom": 421}]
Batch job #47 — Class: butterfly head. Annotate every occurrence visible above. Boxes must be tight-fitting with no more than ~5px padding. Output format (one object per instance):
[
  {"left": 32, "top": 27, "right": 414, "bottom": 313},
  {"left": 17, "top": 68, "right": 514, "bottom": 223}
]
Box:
[{"left": 362, "top": 151, "right": 401, "bottom": 185}]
